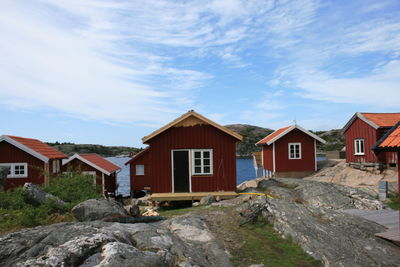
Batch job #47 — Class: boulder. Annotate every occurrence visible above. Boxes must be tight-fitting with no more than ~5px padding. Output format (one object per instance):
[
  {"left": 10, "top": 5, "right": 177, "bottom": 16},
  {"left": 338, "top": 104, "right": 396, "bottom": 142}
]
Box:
[
  {"left": 72, "top": 198, "right": 128, "bottom": 221},
  {"left": 22, "top": 182, "right": 65, "bottom": 207},
  {"left": 129, "top": 204, "right": 141, "bottom": 217},
  {"left": 199, "top": 195, "right": 216, "bottom": 205},
  {"left": 0, "top": 214, "right": 231, "bottom": 267},
  {"left": 245, "top": 197, "right": 400, "bottom": 266}
]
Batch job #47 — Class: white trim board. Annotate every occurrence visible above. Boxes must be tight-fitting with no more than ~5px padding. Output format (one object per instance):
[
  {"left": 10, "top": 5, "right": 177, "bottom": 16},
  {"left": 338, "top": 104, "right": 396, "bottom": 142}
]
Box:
[
  {"left": 342, "top": 112, "right": 379, "bottom": 133},
  {"left": 62, "top": 154, "right": 116, "bottom": 176},
  {"left": 257, "top": 124, "right": 326, "bottom": 146},
  {"left": 0, "top": 135, "right": 49, "bottom": 162}
]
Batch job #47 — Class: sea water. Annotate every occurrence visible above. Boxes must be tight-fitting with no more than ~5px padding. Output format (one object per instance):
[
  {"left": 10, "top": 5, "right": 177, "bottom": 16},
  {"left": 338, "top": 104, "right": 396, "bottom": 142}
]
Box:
[{"left": 107, "top": 157, "right": 256, "bottom": 196}]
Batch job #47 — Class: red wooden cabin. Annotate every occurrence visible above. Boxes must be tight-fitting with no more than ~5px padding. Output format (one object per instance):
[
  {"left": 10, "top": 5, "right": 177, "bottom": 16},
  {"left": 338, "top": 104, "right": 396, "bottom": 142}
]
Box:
[
  {"left": 256, "top": 125, "right": 326, "bottom": 178},
  {"left": 62, "top": 153, "right": 120, "bottom": 196},
  {"left": 125, "top": 110, "right": 243, "bottom": 194},
  {"left": 343, "top": 112, "right": 400, "bottom": 167},
  {"left": 0, "top": 135, "right": 67, "bottom": 190}
]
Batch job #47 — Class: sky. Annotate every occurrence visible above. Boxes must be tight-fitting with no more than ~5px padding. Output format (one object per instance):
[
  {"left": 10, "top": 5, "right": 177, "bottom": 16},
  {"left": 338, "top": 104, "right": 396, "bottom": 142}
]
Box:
[{"left": 1, "top": 0, "right": 399, "bottom": 147}]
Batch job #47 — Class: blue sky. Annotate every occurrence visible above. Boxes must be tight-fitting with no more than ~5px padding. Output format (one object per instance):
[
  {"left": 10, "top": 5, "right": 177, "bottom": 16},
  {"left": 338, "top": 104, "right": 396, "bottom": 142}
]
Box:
[{"left": 1, "top": 0, "right": 399, "bottom": 147}]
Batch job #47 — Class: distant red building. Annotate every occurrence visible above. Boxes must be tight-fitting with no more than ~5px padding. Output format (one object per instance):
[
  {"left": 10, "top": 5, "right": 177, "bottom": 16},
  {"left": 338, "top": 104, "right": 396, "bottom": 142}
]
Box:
[
  {"left": 256, "top": 125, "right": 326, "bottom": 178},
  {"left": 343, "top": 112, "right": 400, "bottom": 167},
  {"left": 0, "top": 135, "right": 67, "bottom": 190},
  {"left": 62, "top": 153, "right": 120, "bottom": 196},
  {"left": 125, "top": 110, "right": 243, "bottom": 194}
]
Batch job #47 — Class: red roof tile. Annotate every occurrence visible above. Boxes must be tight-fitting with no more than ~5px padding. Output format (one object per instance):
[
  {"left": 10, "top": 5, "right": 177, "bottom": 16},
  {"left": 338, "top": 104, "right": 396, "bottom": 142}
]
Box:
[
  {"left": 378, "top": 125, "right": 400, "bottom": 148},
  {"left": 257, "top": 126, "right": 291, "bottom": 145},
  {"left": 79, "top": 154, "right": 121, "bottom": 173},
  {"left": 6, "top": 135, "right": 67, "bottom": 159},
  {"left": 361, "top": 113, "right": 400, "bottom": 128}
]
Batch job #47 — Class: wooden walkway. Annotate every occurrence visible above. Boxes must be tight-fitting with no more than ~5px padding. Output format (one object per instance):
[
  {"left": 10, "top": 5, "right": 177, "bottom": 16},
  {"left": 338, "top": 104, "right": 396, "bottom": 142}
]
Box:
[
  {"left": 149, "top": 191, "right": 238, "bottom": 202},
  {"left": 343, "top": 209, "right": 400, "bottom": 245}
]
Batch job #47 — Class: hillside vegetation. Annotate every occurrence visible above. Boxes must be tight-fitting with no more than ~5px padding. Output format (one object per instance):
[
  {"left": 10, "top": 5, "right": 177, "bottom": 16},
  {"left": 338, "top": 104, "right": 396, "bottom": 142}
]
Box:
[
  {"left": 46, "top": 142, "right": 140, "bottom": 157},
  {"left": 225, "top": 124, "right": 273, "bottom": 157}
]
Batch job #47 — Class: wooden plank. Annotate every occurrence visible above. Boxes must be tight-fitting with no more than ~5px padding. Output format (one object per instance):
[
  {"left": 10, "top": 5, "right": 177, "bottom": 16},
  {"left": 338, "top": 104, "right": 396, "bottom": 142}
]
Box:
[{"left": 149, "top": 191, "right": 238, "bottom": 202}]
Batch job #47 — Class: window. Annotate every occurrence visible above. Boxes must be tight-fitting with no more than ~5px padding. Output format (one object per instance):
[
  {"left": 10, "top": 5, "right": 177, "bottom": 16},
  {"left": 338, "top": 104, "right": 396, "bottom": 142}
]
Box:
[
  {"left": 136, "top": 165, "right": 144, "bottom": 175},
  {"left": 288, "top": 143, "right": 301, "bottom": 159},
  {"left": 0, "top": 163, "right": 28, "bottom": 178},
  {"left": 192, "top": 149, "right": 213, "bottom": 175},
  {"left": 354, "top": 139, "right": 365, "bottom": 155}
]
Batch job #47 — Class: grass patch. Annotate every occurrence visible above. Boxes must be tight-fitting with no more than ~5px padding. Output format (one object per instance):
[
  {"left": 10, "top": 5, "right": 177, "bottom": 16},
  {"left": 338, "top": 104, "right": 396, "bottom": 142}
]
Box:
[
  {"left": 231, "top": 220, "right": 321, "bottom": 267},
  {"left": 388, "top": 194, "right": 399, "bottom": 210},
  {"left": 0, "top": 172, "right": 101, "bottom": 235}
]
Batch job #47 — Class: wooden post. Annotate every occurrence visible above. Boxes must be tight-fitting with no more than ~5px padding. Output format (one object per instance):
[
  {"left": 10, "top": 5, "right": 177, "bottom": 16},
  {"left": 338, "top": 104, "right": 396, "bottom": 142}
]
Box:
[
  {"left": 44, "top": 162, "right": 50, "bottom": 186},
  {"left": 398, "top": 151, "right": 399, "bottom": 231}
]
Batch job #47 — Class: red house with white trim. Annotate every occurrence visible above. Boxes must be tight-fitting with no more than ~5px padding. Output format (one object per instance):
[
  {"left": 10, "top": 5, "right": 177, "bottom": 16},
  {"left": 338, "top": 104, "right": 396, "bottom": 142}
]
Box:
[
  {"left": 256, "top": 125, "right": 326, "bottom": 178},
  {"left": 0, "top": 135, "right": 68, "bottom": 190},
  {"left": 343, "top": 112, "right": 400, "bottom": 167},
  {"left": 62, "top": 153, "right": 120, "bottom": 196},
  {"left": 125, "top": 110, "right": 243, "bottom": 194}
]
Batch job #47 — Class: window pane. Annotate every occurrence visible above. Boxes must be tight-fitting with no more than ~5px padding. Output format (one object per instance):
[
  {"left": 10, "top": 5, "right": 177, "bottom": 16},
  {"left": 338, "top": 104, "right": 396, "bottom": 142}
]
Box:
[
  {"left": 195, "top": 167, "right": 201, "bottom": 173},
  {"left": 204, "top": 166, "right": 210, "bottom": 173},
  {"left": 195, "top": 159, "right": 201, "bottom": 166},
  {"left": 203, "top": 151, "right": 210, "bottom": 158},
  {"left": 204, "top": 159, "right": 210, "bottom": 165},
  {"left": 194, "top": 151, "right": 201, "bottom": 158},
  {"left": 360, "top": 140, "right": 364, "bottom": 153},
  {"left": 136, "top": 165, "right": 144, "bottom": 175}
]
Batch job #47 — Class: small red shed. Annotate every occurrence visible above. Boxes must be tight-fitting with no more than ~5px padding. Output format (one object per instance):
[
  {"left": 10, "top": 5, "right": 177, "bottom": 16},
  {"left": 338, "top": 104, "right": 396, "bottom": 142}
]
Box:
[
  {"left": 125, "top": 110, "right": 243, "bottom": 194},
  {"left": 0, "top": 135, "right": 67, "bottom": 190},
  {"left": 256, "top": 125, "right": 326, "bottom": 178},
  {"left": 62, "top": 153, "right": 121, "bottom": 196},
  {"left": 343, "top": 112, "right": 400, "bottom": 167}
]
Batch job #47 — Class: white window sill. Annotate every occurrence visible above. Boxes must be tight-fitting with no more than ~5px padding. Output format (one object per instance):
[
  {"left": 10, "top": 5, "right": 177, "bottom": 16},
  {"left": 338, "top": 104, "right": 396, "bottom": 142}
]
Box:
[{"left": 354, "top": 153, "right": 365, "bottom": 156}]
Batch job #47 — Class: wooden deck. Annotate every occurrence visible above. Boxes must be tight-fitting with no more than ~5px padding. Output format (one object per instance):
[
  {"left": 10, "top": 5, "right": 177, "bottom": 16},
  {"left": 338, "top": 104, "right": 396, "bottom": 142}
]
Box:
[
  {"left": 344, "top": 209, "right": 400, "bottom": 245},
  {"left": 149, "top": 191, "right": 238, "bottom": 202}
]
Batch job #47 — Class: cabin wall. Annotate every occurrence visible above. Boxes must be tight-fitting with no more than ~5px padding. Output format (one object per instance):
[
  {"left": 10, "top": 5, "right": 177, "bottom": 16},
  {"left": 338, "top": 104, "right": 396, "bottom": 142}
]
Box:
[
  {"left": 0, "top": 141, "right": 45, "bottom": 190},
  {"left": 262, "top": 145, "right": 273, "bottom": 171},
  {"left": 344, "top": 118, "right": 378, "bottom": 163},
  {"left": 274, "top": 129, "right": 315, "bottom": 172},
  {"left": 146, "top": 124, "right": 237, "bottom": 193},
  {"left": 129, "top": 150, "right": 151, "bottom": 192}
]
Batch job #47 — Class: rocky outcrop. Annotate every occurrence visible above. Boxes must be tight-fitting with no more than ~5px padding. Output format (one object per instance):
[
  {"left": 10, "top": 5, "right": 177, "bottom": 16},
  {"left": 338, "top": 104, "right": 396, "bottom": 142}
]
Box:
[
  {"left": 257, "top": 178, "right": 386, "bottom": 210},
  {"left": 72, "top": 199, "right": 128, "bottom": 221},
  {"left": 199, "top": 195, "right": 216, "bottom": 205},
  {"left": 244, "top": 197, "right": 400, "bottom": 267},
  {"left": 22, "top": 182, "right": 65, "bottom": 207},
  {"left": 0, "top": 215, "right": 231, "bottom": 267}
]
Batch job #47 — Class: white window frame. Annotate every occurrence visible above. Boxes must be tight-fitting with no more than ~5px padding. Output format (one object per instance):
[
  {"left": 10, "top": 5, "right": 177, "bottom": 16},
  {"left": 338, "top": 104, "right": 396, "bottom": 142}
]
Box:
[
  {"left": 354, "top": 139, "right": 365, "bottom": 155},
  {"left": 288, "top": 143, "right": 301, "bottom": 159},
  {"left": 192, "top": 149, "right": 213, "bottom": 175},
  {"left": 0, "top": 163, "right": 28, "bottom": 178},
  {"left": 135, "top": 164, "right": 145, "bottom": 176}
]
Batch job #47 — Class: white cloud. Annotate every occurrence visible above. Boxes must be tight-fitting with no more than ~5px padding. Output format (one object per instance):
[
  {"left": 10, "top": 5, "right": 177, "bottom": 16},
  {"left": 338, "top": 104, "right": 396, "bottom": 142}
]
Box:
[{"left": 296, "top": 60, "right": 400, "bottom": 107}]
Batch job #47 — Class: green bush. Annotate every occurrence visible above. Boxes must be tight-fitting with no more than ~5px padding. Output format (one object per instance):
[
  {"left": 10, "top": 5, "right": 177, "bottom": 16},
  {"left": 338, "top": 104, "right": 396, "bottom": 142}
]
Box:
[
  {"left": 45, "top": 172, "right": 102, "bottom": 205},
  {"left": 0, "top": 171, "right": 102, "bottom": 234}
]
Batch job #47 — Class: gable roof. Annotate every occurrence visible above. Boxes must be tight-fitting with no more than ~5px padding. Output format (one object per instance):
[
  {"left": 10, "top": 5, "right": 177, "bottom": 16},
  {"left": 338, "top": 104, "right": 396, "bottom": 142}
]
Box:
[
  {"left": 343, "top": 112, "right": 400, "bottom": 132},
  {"left": 63, "top": 153, "right": 121, "bottom": 176},
  {"left": 125, "top": 147, "right": 150, "bottom": 165},
  {"left": 0, "top": 135, "right": 67, "bottom": 162},
  {"left": 142, "top": 110, "right": 243, "bottom": 144},
  {"left": 256, "top": 125, "right": 326, "bottom": 146},
  {"left": 372, "top": 121, "right": 400, "bottom": 151}
]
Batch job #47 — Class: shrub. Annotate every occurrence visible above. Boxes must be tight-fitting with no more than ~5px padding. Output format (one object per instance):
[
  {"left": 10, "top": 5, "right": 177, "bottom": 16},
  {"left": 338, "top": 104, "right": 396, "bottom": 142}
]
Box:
[{"left": 45, "top": 172, "right": 102, "bottom": 205}]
